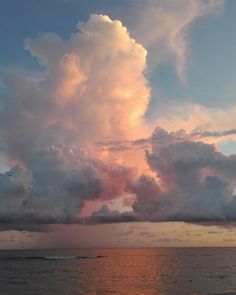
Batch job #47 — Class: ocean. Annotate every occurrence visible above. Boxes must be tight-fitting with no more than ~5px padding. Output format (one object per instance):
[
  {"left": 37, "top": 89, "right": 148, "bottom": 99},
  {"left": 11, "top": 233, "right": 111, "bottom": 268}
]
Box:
[{"left": 0, "top": 247, "right": 236, "bottom": 295}]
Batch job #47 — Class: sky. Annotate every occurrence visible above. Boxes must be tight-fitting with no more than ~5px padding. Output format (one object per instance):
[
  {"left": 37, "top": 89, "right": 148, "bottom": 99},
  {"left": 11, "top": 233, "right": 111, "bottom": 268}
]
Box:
[{"left": 2, "top": 0, "right": 236, "bottom": 248}]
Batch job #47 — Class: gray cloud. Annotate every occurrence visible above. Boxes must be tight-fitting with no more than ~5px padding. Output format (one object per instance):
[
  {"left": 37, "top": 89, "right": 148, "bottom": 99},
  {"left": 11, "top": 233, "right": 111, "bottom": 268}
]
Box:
[
  {"left": 2, "top": 126, "right": 236, "bottom": 231},
  {"left": 116, "top": 229, "right": 134, "bottom": 237},
  {"left": 132, "top": 127, "right": 236, "bottom": 223},
  {"left": 222, "top": 238, "right": 235, "bottom": 242},
  {"left": 139, "top": 231, "right": 154, "bottom": 238},
  {"left": 0, "top": 149, "right": 137, "bottom": 231},
  {"left": 192, "top": 129, "right": 236, "bottom": 138},
  {"left": 208, "top": 230, "right": 223, "bottom": 234},
  {"left": 4, "top": 126, "right": 236, "bottom": 231},
  {"left": 95, "top": 127, "right": 236, "bottom": 152}
]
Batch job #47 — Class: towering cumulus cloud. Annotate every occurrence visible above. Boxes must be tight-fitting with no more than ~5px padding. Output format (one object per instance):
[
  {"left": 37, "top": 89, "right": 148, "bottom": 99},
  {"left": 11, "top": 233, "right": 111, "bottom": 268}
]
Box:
[
  {"left": 24, "top": 14, "right": 149, "bottom": 144},
  {"left": 0, "top": 15, "right": 148, "bottom": 230},
  {"left": 3, "top": 15, "right": 149, "bottom": 160}
]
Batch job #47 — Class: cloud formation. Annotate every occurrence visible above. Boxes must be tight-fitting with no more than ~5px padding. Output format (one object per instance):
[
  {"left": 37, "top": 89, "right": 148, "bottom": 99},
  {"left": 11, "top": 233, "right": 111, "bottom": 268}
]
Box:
[
  {"left": 2, "top": 14, "right": 150, "bottom": 164},
  {"left": 128, "top": 0, "right": 224, "bottom": 80},
  {"left": 95, "top": 126, "right": 236, "bottom": 152},
  {"left": 1, "top": 12, "right": 236, "bottom": 232},
  {"left": 0, "top": 146, "right": 138, "bottom": 231},
  {"left": 0, "top": 15, "right": 146, "bottom": 230},
  {"left": 150, "top": 102, "right": 236, "bottom": 145},
  {"left": 133, "top": 127, "right": 236, "bottom": 223},
  {"left": 84, "top": 127, "right": 236, "bottom": 225}
]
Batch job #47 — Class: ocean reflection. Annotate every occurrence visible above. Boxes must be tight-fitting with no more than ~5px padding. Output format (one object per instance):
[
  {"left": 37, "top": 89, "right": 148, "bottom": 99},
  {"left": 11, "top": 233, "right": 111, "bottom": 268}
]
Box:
[{"left": 1, "top": 248, "right": 236, "bottom": 294}]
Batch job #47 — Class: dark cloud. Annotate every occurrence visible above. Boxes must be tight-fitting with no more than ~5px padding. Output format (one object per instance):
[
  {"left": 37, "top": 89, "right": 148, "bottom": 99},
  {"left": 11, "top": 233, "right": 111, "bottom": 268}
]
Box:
[
  {"left": 208, "top": 230, "right": 223, "bottom": 234},
  {"left": 222, "top": 238, "right": 235, "bottom": 242},
  {"left": 3, "top": 126, "right": 236, "bottom": 230},
  {"left": 84, "top": 205, "right": 138, "bottom": 224},
  {"left": 95, "top": 140, "right": 132, "bottom": 152},
  {"left": 157, "top": 238, "right": 186, "bottom": 243},
  {"left": 95, "top": 127, "right": 236, "bottom": 152},
  {"left": 0, "top": 150, "right": 137, "bottom": 231},
  {"left": 192, "top": 128, "right": 236, "bottom": 138},
  {"left": 139, "top": 231, "right": 154, "bottom": 238},
  {"left": 131, "top": 127, "right": 236, "bottom": 224},
  {"left": 116, "top": 229, "right": 134, "bottom": 237}
]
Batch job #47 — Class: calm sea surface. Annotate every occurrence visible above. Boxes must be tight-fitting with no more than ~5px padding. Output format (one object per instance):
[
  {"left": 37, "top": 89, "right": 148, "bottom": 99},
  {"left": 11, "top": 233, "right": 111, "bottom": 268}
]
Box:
[{"left": 0, "top": 248, "right": 236, "bottom": 295}]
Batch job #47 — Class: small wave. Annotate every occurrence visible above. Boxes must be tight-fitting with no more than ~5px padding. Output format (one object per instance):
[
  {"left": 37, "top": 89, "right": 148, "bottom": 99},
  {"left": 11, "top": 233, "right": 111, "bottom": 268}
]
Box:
[
  {"left": 0, "top": 255, "right": 105, "bottom": 261},
  {"left": 44, "top": 256, "right": 78, "bottom": 260},
  {"left": 43, "top": 255, "right": 104, "bottom": 260}
]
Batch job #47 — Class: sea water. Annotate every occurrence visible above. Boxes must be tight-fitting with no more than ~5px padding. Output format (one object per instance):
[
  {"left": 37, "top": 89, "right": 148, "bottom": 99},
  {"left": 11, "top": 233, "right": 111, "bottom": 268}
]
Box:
[{"left": 1, "top": 247, "right": 236, "bottom": 295}]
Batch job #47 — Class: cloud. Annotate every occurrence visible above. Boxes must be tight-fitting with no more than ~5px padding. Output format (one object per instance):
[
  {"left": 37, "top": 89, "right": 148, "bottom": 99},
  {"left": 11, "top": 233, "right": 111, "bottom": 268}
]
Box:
[
  {"left": 116, "top": 229, "right": 134, "bottom": 237},
  {"left": 222, "top": 238, "right": 234, "bottom": 242},
  {"left": 139, "top": 231, "right": 154, "bottom": 238},
  {"left": 132, "top": 127, "right": 236, "bottom": 223},
  {"left": 1, "top": 14, "right": 150, "bottom": 164},
  {"left": 192, "top": 128, "right": 236, "bottom": 138},
  {"left": 52, "top": 0, "right": 224, "bottom": 81},
  {"left": 2, "top": 12, "right": 236, "bottom": 232},
  {"left": 208, "top": 230, "right": 223, "bottom": 234},
  {"left": 0, "top": 15, "right": 147, "bottom": 231},
  {"left": 0, "top": 147, "right": 138, "bottom": 231},
  {"left": 157, "top": 237, "right": 186, "bottom": 243},
  {"left": 150, "top": 102, "right": 236, "bottom": 145},
  {"left": 85, "top": 205, "right": 138, "bottom": 224},
  {"left": 127, "top": 0, "right": 224, "bottom": 81},
  {"left": 84, "top": 125, "right": 236, "bottom": 225},
  {"left": 3, "top": 123, "right": 236, "bottom": 229},
  {"left": 25, "top": 14, "right": 149, "bottom": 140},
  {"left": 95, "top": 126, "right": 236, "bottom": 152}
]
